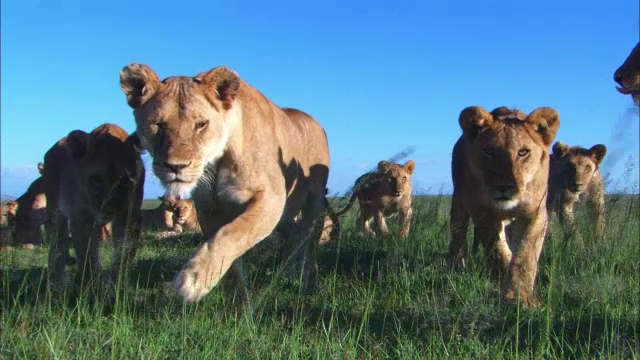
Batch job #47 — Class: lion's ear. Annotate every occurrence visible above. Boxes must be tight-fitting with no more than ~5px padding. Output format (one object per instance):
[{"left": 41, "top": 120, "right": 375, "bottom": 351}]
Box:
[
  {"left": 589, "top": 144, "right": 607, "bottom": 165},
  {"left": 377, "top": 161, "right": 391, "bottom": 172},
  {"left": 552, "top": 142, "right": 570, "bottom": 159},
  {"left": 194, "top": 66, "right": 240, "bottom": 110},
  {"left": 125, "top": 132, "right": 144, "bottom": 153},
  {"left": 66, "top": 130, "right": 92, "bottom": 160},
  {"left": 459, "top": 106, "right": 493, "bottom": 140},
  {"left": 120, "top": 63, "right": 160, "bottom": 108},
  {"left": 37, "top": 162, "right": 45, "bottom": 175},
  {"left": 525, "top": 107, "right": 560, "bottom": 147},
  {"left": 403, "top": 160, "right": 416, "bottom": 175}
]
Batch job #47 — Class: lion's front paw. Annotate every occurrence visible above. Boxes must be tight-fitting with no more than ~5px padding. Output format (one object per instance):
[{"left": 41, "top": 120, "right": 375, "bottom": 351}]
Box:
[
  {"left": 502, "top": 288, "right": 541, "bottom": 308},
  {"left": 171, "top": 259, "right": 216, "bottom": 303}
]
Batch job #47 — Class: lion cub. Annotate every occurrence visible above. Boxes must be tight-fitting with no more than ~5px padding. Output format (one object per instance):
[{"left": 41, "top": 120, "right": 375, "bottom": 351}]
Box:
[
  {"left": 141, "top": 196, "right": 176, "bottom": 233},
  {"left": 337, "top": 160, "right": 415, "bottom": 238},
  {"left": 166, "top": 196, "right": 201, "bottom": 234},
  {"left": 547, "top": 142, "right": 607, "bottom": 242},
  {"left": 448, "top": 106, "right": 560, "bottom": 307}
]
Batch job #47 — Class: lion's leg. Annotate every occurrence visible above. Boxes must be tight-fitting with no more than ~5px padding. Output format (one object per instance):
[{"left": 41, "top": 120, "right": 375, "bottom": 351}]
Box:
[
  {"left": 585, "top": 189, "right": 606, "bottom": 242},
  {"left": 501, "top": 211, "right": 548, "bottom": 307},
  {"left": 47, "top": 212, "right": 71, "bottom": 288},
  {"left": 399, "top": 206, "right": 412, "bottom": 238},
  {"left": 474, "top": 221, "right": 510, "bottom": 281},
  {"left": 448, "top": 193, "right": 470, "bottom": 269},
  {"left": 559, "top": 200, "right": 578, "bottom": 241},
  {"left": 111, "top": 209, "right": 141, "bottom": 279},
  {"left": 172, "top": 189, "right": 285, "bottom": 303},
  {"left": 376, "top": 211, "right": 390, "bottom": 236},
  {"left": 360, "top": 209, "right": 376, "bottom": 237},
  {"left": 70, "top": 219, "right": 102, "bottom": 287},
  {"left": 295, "top": 193, "right": 324, "bottom": 295}
]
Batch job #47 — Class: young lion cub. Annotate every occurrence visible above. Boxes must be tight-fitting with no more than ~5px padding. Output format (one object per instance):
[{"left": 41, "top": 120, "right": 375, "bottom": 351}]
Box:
[
  {"left": 547, "top": 142, "right": 607, "bottom": 242},
  {"left": 337, "top": 160, "right": 415, "bottom": 238}
]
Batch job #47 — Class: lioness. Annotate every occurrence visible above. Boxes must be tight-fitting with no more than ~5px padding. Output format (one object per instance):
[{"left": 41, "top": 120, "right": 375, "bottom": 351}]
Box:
[
  {"left": 120, "top": 63, "right": 330, "bottom": 304},
  {"left": 547, "top": 142, "right": 607, "bottom": 242},
  {"left": 336, "top": 160, "right": 415, "bottom": 238},
  {"left": 43, "top": 123, "right": 145, "bottom": 288},
  {"left": 141, "top": 196, "right": 176, "bottom": 232},
  {"left": 165, "top": 196, "right": 201, "bottom": 234},
  {"left": 614, "top": 41, "right": 640, "bottom": 105},
  {"left": 448, "top": 106, "right": 560, "bottom": 307},
  {"left": 13, "top": 176, "right": 47, "bottom": 249}
]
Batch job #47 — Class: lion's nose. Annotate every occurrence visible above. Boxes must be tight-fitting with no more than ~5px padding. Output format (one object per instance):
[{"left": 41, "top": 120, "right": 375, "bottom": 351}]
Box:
[
  {"left": 495, "top": 185, "right": 516, "bottom": 195},
  {"left": 614, "top": 68, "right": 624, "bottom": 83},
  {"left": 164, "top": 161, "right": 191, "bottom": 174}
]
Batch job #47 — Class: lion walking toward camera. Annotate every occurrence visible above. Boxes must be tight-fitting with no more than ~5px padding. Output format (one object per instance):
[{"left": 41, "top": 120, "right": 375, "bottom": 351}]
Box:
[
  {"left": 337, "top": 160, "right": 415, "bottom": 238},
  {"left": 448, "top": 106, "right": 560, "bottom": 307},
  {"left": 547, "top": 142, "right": 607, "bottom": 242}
]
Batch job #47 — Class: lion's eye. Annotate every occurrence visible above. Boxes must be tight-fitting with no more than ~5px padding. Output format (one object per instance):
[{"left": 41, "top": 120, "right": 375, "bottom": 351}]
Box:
[
  {"left": 584, "top": 165, "right": 592, "bottom": 172},
  {"left": 387, "top": 178, "right": 393, "bottom": 183},
  {"left": 517, "top": 149, "right": 530, "bottom": 157},
  {"left": 402, "top": 177, "right": 407, "bottom": 183},
  {"left": 195, "top": 120, "right": 209, "bottom": 131},
  {"left": 483, "top": 148, "right": 495, "bottom": 157}
]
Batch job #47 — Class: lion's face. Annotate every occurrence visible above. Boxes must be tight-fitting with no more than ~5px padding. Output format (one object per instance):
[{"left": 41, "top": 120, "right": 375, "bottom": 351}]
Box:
[
  {"left": 120, "top": 63, "right": 242, "bottom": 197},
  {"left": 174, "top": 199, "right": 195, "bottom": 225},
  {"left": 66, "top": 124, "right": 144, "bottom": 224},
  {"left": 377, "top": 160, "right": 416, "bottom": 197},
  {"left": 13, "top": 192, "right": 46, "bottom": 245},
  {"left": 614, "top": 41, "right": 640, "bottom": 105},
  {"left": 551, "top": 142, "right": 607, "bottom": 193},
  {"left": 1, "top": 201, "right": 17, "bottom": 228},
  {"left": 460, "top": 106, "right": 560, "bottom": 211}
]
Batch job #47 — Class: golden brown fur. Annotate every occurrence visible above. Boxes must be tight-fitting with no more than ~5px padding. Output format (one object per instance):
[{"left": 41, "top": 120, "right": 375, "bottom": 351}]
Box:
[
  {"left": 614, "top": 41, "right": 640, "bottom": 105},
  {"left": 1, "top": 200, "right": 18, "bottom": 249},
  {"left": 166, "top": 197, "right": 201, "bottom": 234},
  {"left": 547, "top": 142, "right": 607, "bottom": 242},
  {"left": 43, "top": 123, "right": 145, "bottom": 288},
  {"left": 13, "top": 177, "right": 47, "bottom": 248},
  {"left": 448, "top": 106, "right": 560, "bottom": 307},
  {"left": 337, "top": 160, "right": 415, "bottom": 238},
  {"left": 120, "top": 64, "right": 330, "bottom": 304},
  {"left": 141, "top": 196, "right": 176, "bottom": 232}
]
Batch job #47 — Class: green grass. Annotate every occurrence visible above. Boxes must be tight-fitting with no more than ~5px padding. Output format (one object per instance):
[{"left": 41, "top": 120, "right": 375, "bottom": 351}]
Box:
[{"left": 1, "top": 194, "right": 638, "bottom": 359}]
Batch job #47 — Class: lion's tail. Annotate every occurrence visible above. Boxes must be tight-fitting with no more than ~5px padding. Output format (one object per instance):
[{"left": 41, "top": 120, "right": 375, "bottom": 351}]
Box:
[{"left": 335, "top": 192, "right": 357, "bottom": 216}]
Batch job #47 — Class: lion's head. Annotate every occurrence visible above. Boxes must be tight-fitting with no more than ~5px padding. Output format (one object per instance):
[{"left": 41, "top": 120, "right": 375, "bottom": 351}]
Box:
[
  {"left": 65, "top": 124, "right": 144, "bottom": 224},
  {"left": 120, "top": 63, "right": 242, "bottom": 197},
  {"left": 376, "top": 160, "right": 416, "bottom": 198},
  {"left": 459, "top": 106, "right": 560, "bottom": 211},
  {"left": 170, "top": 197, "right": 196, "bottom": 226},
  {"left": 551, "top": 142, "right": 607, "bottom": 193},
  {"left": 1, "top": 200, "right": 18, "bottom": 228},
  {"left": 614, "top": 41, "right": 640, "bottom": 105}
]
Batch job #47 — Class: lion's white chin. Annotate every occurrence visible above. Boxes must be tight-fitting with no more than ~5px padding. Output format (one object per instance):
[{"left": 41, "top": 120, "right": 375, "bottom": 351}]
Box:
[
  {"left": 165, "top": 181, "right": 197, "bottom": 199},
  {"left": 493, "top": 198, "right": 519, "bottom": 211}
]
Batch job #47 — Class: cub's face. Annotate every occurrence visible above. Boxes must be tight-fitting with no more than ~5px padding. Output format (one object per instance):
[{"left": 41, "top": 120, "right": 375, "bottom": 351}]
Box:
[
  {"left": 120, "top": 63, "right": 242, "bottom": 197},
  {"left": 377, "top": 160, "right": 416, "bottom": 197},
  {"left": 175, "top": 200, "right": 195, "bottom": 225},
  {"left": 459, "top": 106, "right": 560, "bottom": 211},
  {"left": 551, "top": 142, "right": 607, "bottom": 193}
]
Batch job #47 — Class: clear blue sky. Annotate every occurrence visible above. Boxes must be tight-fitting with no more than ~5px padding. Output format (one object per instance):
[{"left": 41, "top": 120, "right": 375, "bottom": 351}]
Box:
[{"left": 2, "top": 0, "right": 639, "bottom": 198}]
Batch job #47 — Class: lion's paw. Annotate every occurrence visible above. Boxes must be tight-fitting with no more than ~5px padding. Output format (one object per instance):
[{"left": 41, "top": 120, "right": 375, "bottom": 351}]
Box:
[{"left": 171, "top": 260, "right": 214, "bottom": 303}]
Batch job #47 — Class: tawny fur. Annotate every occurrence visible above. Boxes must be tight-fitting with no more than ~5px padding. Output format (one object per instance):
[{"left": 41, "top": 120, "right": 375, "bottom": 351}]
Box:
[
  {"left": 13, "top": 177, "right": 47, "bottom": 248},
  {"left": 166, "top": 197, "right": 202, "bottom": 234},
  {"left": 547, "top": 142, "right": 607, "bottom": 242},
  {"left": 337, "top": 160, "right": 415, "bottom": 238},
  {"left": 614, "top": 41, "right": 640, "bottom": 105},
  {"left": 448, "top": 106, "right": 560, "bottom": 307},
  {"left": 42, "top": 124, "right": 145, "bottom": 289},
  {"left": 120, "top": 64, "right": 331, "bottom": 305},
  {"left": 1, "top": 200, "right": 18, "bottom": 249},
  {"left": 141, "top": 196, "right": 176, "bottom": 232}
]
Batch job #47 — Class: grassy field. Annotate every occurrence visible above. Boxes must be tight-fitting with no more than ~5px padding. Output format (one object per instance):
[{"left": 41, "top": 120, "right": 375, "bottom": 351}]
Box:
[{"left": 1, "top": 194, "right": 638, "bottom": 359}]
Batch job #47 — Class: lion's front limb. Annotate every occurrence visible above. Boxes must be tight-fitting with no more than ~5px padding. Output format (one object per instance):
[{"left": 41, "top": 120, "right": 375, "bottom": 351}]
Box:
[
  {"left": 172, "top": 190, "right": 284, "bottom": 303},
  {"left": 501, "top": 212, "right": 548, "bottom": 307},
  {"left": 448, "top": 194, "right": 470, "bottom": 269},
  {"left": 398, "top": 206, "right": 412, "bottom": 238}
]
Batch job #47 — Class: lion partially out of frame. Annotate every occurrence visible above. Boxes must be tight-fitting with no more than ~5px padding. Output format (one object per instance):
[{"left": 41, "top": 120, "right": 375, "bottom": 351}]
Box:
[
  {"left": 120, "top": 63, "right": 331, "bottom": 305},
  {"left": 448, "top": 106, "right": 560, "bottom": 307}
]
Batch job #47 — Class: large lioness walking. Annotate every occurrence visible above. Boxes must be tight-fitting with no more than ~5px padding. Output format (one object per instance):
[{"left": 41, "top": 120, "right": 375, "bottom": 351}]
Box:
[
  {"left": 547, "top": 142, "right": 607, "bottom": 242},
  {"left": 43, "top": 124, "right": 145, "bottom": 288},
  {"left": 448, "top": 106, "right": 560, "bottom": 307},
  {"left": 614, "top": 41, "right": 640, "bottom": 105},
  {"left": 120, "top": 63, "right": 331, "bottom": 304},
  {"left": 336, "top": 160, "right": 415, "bottom": 238}
]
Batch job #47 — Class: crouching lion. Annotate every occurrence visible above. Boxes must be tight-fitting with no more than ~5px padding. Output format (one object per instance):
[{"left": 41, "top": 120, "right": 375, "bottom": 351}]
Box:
[
  {"left": 141, "top": 196, "right": 177, "bottom": 233},
  {"left": 120, "top": 63, "right": 330, "bottom": 304},
  {"left": 43, "top": 123, "right": 145, "bottom": 289},
  {"left": 448, "top": 106, "right": 560, "bottom": 307},
  {"left": 165, "top": 196, "right": 201, "bottom": 234},
  {"left": 547, "top": 142, "right": 607, "bottom": 242},
  {"left": 336, "top": 160, "right": 415, "bottom": 238}
]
